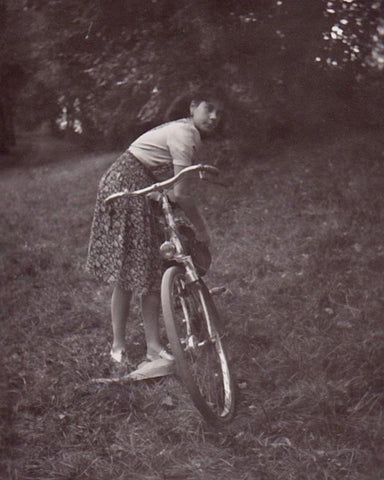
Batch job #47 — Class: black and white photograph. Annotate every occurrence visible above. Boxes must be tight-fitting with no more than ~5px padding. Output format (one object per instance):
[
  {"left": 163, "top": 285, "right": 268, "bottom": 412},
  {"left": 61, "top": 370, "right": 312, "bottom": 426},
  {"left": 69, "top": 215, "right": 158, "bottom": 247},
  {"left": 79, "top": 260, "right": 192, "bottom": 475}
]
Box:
[{"left": 1, "top": 1, "right": 383, "bottom": 479}]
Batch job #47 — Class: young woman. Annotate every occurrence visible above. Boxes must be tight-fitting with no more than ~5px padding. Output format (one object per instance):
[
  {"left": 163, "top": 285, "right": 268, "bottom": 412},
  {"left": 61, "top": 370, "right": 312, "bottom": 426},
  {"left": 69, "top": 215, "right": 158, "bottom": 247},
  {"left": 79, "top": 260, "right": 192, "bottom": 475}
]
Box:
[{"left": 86, "top": 87, "right": 225, "bottom": 365}]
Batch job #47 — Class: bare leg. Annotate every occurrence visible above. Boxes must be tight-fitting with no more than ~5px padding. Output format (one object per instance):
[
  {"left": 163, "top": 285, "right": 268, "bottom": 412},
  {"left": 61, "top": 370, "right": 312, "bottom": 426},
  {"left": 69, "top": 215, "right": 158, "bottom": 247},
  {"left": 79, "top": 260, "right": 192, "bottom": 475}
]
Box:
[
  {"left": 140, "top": 292, "right": 163, "bottom": 358},
  {"left": 141, "top": 292, "right": 173, "bottom": 361},
  {"left": 111, "top": 285, "right": 131, "bottom": 360}
]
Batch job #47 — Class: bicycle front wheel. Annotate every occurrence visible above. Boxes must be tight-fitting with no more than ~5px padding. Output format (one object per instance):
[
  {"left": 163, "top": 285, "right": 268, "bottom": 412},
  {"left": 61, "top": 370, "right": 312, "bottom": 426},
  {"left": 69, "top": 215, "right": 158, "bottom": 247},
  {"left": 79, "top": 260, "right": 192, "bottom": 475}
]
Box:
[{"left": 161, "top": 266, "right": 235, "bottom": 424}]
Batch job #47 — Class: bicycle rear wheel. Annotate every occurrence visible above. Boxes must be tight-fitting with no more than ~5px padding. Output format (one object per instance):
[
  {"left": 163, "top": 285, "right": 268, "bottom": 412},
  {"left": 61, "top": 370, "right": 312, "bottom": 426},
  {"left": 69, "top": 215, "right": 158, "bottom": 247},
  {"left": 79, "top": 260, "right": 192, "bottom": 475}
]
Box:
[{"left": 161, "top": 266, "right": 235, "bottom": 424}]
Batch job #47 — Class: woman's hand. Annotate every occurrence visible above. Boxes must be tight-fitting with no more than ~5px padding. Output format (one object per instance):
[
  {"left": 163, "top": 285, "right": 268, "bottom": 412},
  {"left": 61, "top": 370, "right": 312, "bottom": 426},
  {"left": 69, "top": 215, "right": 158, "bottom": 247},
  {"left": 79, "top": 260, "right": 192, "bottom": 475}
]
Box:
[
  {"left": 146, "top": 191, "right": 161, "bottom": 202},
  {"left": 172, "top": 164, "right": 211, "bottom": 244}
]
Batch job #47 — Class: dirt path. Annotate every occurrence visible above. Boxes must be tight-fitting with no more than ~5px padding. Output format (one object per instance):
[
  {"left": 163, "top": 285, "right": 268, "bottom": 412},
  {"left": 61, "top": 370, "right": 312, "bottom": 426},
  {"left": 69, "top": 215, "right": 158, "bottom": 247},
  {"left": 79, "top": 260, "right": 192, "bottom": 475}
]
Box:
[{"left": 0, "top": 133, "right": 93, "bottom": 168}]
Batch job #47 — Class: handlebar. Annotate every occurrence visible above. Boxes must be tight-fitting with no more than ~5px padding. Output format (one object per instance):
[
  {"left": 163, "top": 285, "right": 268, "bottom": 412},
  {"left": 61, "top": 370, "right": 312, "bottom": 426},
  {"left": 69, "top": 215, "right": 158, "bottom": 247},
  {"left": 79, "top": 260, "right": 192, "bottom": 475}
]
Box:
[{"left": 105, "top": 164, "right": 219, "bottom": 204}]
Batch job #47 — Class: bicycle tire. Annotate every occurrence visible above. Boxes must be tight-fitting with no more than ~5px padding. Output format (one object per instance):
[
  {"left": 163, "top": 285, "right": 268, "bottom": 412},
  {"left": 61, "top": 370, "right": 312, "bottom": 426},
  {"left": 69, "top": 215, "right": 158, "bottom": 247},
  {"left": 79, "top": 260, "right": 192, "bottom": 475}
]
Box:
[{"left": 161, "top": 265, "right": 235, "bottom": 424}]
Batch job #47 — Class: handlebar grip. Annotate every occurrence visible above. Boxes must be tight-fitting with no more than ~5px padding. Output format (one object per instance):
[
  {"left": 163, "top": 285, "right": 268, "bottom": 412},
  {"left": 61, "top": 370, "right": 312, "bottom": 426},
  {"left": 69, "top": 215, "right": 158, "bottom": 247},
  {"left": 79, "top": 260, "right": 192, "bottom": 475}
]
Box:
[{"left": 201, "top": 165, "right": 220, "bottom": 175}]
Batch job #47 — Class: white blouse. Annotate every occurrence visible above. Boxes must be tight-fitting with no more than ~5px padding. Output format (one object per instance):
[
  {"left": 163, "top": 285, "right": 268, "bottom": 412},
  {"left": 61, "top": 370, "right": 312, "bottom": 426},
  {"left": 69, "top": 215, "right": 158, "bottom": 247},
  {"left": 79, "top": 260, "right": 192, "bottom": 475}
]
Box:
[{"left": 129, "top": 118, "right": 201, "bottom": 169}]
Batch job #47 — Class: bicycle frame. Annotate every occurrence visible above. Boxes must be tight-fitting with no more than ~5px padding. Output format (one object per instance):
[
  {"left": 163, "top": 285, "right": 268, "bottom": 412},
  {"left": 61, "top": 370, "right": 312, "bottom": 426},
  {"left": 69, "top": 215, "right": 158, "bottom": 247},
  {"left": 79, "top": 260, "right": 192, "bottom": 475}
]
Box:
[
  {"left": 159, "top": 194, "right": 217, "bottom": 342},
  {"left": 159, "top": 193, "right": 200, "bottom": 284}
]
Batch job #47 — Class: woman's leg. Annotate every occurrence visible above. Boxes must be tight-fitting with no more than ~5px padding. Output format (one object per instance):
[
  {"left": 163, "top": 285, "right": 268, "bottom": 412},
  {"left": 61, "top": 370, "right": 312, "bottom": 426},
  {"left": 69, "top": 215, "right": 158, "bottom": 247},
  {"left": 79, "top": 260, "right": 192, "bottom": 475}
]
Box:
[
  {"left": 141, "top": 292, "right": 163, "bottom": 357},
  {"left": 141, "top": 292, "right": 173, "bottom": 361},
  {"left": 111, "top": 284, "right": 132, "bottom": 360}
]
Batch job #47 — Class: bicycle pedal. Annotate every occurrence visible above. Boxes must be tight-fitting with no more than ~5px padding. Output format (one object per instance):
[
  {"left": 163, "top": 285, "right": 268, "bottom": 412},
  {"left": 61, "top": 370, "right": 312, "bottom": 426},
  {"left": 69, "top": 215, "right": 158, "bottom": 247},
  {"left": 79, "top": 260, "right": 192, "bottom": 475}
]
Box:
[{"left": 209, "top": 286, "right": 227, "bottom": 296}]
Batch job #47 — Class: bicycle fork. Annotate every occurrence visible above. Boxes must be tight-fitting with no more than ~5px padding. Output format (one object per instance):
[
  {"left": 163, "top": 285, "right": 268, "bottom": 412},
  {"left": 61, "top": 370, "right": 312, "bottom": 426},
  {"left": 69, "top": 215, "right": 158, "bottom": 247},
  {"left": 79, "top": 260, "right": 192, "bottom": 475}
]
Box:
[{"left": 178, "top": 280, "right": 217, "bottom": 352}]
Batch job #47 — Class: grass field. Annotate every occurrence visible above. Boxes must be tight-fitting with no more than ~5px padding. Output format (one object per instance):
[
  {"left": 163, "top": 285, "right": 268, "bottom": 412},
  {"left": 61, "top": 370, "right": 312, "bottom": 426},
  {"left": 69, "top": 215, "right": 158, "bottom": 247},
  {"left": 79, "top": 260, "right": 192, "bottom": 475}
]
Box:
[{"left": 1, "top": 131, "right": 383, "bottom": 480}]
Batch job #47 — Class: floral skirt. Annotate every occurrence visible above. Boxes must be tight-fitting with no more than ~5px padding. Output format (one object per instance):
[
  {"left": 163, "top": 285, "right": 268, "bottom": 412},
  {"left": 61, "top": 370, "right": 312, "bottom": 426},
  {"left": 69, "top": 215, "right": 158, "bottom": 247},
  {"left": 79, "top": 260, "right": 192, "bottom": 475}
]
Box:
[{"left": 86, "top": 151, "right": 173, "bottom": 294}]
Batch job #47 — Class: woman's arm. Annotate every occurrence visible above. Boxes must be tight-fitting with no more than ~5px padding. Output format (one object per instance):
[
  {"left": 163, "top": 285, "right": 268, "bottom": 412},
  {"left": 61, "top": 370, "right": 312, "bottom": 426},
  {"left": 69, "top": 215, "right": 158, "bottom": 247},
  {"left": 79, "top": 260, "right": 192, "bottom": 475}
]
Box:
[{"left": 172, "top": 164, "right": 210, "bottom": 244}]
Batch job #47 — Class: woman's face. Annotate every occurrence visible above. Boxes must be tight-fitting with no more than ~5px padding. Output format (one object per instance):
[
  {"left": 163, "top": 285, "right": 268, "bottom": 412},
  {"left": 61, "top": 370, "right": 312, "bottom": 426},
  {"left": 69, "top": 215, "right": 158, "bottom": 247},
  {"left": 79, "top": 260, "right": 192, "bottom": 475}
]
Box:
[{"left": 190, "top": 100, "right": 224, "bottom": 135}]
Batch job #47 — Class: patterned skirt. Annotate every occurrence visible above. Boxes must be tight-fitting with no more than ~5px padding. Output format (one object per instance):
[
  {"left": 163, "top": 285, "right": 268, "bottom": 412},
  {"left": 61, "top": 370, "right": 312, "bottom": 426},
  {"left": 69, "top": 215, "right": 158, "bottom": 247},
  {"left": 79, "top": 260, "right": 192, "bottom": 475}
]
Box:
[{"left": 86, "top": 151, "right": 173, "bottom": 295}]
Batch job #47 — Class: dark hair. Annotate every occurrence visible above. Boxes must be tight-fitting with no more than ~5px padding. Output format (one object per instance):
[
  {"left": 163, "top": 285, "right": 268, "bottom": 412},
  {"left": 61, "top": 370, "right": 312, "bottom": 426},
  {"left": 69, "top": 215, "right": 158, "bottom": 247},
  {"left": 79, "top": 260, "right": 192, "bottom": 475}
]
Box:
[{"left": 163, "top": 85, "right": 227, "bottom": 123}]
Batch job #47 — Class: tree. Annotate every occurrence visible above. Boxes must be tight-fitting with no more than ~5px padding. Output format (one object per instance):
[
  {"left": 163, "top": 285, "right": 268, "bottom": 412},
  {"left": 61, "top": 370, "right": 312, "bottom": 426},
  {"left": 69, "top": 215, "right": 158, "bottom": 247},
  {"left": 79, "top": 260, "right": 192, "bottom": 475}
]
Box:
[
  {"left": 0, "top": 1, "right": 28, "bottom": 151},
  {"left": 3, "top": 0, "right": 384, "bottom": 149}
]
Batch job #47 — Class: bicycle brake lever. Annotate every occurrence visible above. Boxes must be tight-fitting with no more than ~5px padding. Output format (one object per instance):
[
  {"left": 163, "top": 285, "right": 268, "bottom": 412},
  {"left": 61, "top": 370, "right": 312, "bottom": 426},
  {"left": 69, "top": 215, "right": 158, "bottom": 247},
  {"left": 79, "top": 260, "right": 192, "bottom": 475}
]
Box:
[{"left": 198, "top": 165, "right": 220, "bottom": 182}]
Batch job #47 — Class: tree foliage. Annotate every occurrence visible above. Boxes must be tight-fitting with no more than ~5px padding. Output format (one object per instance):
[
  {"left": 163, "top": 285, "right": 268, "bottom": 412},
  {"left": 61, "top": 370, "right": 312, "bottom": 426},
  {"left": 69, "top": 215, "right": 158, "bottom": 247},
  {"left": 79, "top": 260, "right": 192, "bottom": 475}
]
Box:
[
  {"left": 321, "top": 0, "right": 383, "bottom": 69},
  {"left": 2, "top": 0, "right": 384, "bottom": 148}
]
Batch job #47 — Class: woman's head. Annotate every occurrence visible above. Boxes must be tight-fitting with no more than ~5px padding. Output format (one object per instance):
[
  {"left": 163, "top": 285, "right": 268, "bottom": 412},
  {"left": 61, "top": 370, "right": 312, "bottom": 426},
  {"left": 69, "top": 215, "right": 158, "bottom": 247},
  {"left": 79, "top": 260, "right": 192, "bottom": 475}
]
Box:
[
  {"left": 164, "top": 85, "right": 227, "bottom": 135},
  {"left": 190, "top": 98, "right": 223, "bottom": 135}
]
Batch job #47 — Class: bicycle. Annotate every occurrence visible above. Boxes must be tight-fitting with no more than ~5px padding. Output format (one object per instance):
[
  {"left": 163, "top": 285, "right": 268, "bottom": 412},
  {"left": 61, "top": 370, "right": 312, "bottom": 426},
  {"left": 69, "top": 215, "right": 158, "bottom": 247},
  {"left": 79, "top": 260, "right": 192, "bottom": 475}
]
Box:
[{"left": 105, "top": 164, "right": 236, "bottom": 425}]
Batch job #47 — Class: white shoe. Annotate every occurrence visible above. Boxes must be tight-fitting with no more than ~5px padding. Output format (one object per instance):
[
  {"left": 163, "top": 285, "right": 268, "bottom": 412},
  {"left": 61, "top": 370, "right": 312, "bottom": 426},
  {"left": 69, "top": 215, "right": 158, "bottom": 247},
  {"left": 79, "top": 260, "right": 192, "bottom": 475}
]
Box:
[
  {"left": 146, "top": 348, "right": 174, "bottom": 362},
  {"left": 110, "top": 348, "right": 125, "bottom": 363}
]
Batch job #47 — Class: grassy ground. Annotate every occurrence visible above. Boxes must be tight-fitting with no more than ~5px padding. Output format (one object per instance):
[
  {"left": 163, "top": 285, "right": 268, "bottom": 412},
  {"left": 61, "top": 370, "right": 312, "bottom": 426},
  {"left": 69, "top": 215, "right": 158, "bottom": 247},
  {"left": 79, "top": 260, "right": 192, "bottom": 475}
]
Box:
[{"left": 1, "top": 131, "right": 383, "bottom": 480}]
